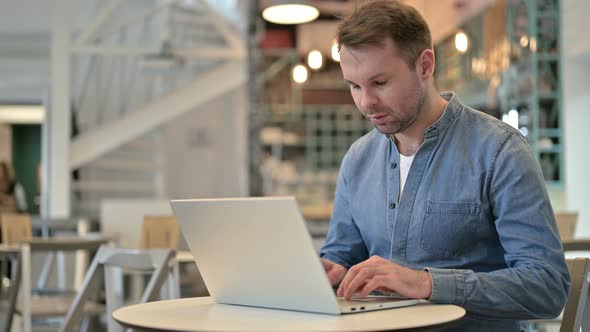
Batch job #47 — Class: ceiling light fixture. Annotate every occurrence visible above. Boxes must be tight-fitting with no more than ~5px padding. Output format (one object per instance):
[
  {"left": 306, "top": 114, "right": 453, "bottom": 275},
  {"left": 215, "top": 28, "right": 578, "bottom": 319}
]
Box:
[
  {"left": 0, "top": 105, "right": 44, "bottom": 124},
  {"left": 455, "top": 31, "right": 469, "bottom": 53},
  {"left": 331, "top": 40, "right": 340, "bottom": 62},
  {"left": 307, "top": 50, "right": 323, "bottom": 70},
  {"left": 292, "top": 64, "right": 308, "bottom": 83},
  {"left": 262, "top": 1, "right": 319, "bottom": 25}
]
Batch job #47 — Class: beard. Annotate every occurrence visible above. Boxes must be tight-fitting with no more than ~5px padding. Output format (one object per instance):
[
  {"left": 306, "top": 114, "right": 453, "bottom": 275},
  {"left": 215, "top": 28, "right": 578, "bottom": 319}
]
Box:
[{"left": 365, "top": 86, "right": 427, "bottom": 135}]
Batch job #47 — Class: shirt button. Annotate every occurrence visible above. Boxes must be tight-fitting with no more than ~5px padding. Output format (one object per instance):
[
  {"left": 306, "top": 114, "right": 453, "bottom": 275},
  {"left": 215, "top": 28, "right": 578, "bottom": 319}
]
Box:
[
  {"left": 390, "top": 162, "right": 397, "bottom": 169},
  {"left": 389, "top": 202, "right": 396, "bottom": 209}
]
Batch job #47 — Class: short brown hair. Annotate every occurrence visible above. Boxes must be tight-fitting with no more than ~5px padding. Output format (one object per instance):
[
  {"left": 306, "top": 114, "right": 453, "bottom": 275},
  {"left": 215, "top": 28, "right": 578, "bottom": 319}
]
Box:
[{"left": 337, "top": 0, "right": 432, "bottom": 68}]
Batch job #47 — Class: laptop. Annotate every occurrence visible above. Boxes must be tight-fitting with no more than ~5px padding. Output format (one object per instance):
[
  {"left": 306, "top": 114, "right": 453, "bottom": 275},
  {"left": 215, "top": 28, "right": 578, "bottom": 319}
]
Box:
[{"left": 170, "top": 196, "right": 421, "bottom": 315}]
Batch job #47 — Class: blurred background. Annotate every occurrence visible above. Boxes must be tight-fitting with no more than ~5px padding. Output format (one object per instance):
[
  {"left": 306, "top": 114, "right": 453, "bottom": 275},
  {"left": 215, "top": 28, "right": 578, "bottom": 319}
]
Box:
[
  {"left": 1, "top": 1, "right": 589, "bottom": 330},
  {"left": 0, "top": 0, "right": 588, "bottom": 241}
]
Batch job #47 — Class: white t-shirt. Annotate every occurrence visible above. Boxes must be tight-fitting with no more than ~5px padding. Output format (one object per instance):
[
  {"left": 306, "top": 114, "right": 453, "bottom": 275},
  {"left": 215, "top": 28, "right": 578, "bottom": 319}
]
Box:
[{"left": 399, "top": 153, "right": 415, "bottom": 198}]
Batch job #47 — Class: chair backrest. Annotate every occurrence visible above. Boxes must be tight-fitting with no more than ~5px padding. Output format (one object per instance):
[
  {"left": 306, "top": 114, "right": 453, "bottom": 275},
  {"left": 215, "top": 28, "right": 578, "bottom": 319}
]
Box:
[
  {"left": 60, "top": 246, "right": 175, "bottom": 332},
  {"left": 0, "top": 248, "right": 20, "bottom": 332},
  {"left": 0, "top": 213, "right": 32, "bottom": 244},
  {"left": 556, "top": 212, "right": 578, "bottom": 241},
  {"left": 18, "top": 236, "right": 111, "bottom": 332},
  {"left": 560, "top": 258, "right": 590, "bottom": 332},
  {"left": 141, "top": 215, "right": 179, "bottom": 249}
]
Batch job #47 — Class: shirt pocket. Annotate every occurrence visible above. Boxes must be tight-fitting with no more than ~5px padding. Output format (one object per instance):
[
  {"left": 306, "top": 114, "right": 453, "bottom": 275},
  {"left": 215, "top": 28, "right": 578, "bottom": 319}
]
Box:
[{"left": 420, "top": 200, "right": 481, "bottom": 259}]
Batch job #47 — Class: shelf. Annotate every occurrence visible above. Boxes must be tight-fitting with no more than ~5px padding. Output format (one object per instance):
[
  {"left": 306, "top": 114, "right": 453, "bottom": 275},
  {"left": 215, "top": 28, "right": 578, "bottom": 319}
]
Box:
[
  {"left": 539, "top": 128, "right": 562, "bottom": 138},
  {"left": 538, "top": 92, "right": 558, "bottom": 99},
  {"left": 537, "top": 11, "right": 558, "bottom": 19},
  {"left": 262, "top": 48, "right": 297, "bottom": 57},
  {"left": 505, "top": 0, "right": 563, "bottom": 184},
  {"left": 301, "top": 203, "right": 333, "bottom": 221},
  {"left": 545, "top": 180, "right": 564, "bottom": 188},
  {"left": 261, "top": 142, "right": 306, "bottom": 147},
  {"left": 537, "top": 53, "right": 559, "bottom": 61},
  {"left": 539, "top": 146, "right": 562, "bottom": 154},
  {"left": 303, "top": 81, "right": 349, "bottom": 90}
]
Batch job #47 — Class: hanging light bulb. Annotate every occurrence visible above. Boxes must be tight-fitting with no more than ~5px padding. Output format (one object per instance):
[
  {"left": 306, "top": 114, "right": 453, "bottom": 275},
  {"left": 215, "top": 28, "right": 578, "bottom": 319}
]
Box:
[
  {"left": 292, "top": 64, "right": 308, "bottom": 83},
  {"left": 520, "top": 35, "right": 529, "bottom": 48},
  {"left": 262, "top": 1, "right": 319, "bottom": 25},
  {"left": 331, "top": 40, "right": 340, "bottom": 62},
  {"left": 529, "top": 37, "right": 537, "bottom": 52},
  {"left": 455, "top": 31, "right": 469, "bottom": 53},
  {"left": 307, "top": 50, "right": 323, "bottom": 70}
]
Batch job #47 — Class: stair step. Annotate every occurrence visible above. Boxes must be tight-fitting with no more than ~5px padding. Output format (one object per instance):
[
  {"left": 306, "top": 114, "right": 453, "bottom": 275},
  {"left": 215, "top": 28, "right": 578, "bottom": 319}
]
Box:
[
  {"left": 104, "top": 149, "right": 156, "bottom": 162},
  {"left": 88, "top": 159, "right": 157, "bottom": 172},
  {"left": 123, "top": 137, "right": 156, "bottom": 152},
  {"left": 72, "top": 180, "right": 155, "bottom": 193}
]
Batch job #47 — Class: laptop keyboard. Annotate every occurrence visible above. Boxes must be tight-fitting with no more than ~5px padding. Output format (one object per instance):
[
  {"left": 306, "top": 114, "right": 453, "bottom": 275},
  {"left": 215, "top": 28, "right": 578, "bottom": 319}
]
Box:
[{"left": 336, "top": 296, "right": 409, "bottom": 305}]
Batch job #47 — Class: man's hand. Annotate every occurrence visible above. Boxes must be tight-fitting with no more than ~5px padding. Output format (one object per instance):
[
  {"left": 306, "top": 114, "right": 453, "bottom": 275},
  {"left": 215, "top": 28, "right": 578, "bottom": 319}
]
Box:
[
  {"left": 337, "top": 255, "right": 432, "bottom": 300},
  {"left": 321, "top": 258, "right": 347, "bottom": 286}
]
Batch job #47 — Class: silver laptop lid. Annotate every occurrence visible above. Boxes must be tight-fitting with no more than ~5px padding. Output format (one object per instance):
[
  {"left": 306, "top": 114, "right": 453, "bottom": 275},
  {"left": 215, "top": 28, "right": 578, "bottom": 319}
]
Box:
[{"left": 170, "top": 197, "right": 340, "bottom": 314}]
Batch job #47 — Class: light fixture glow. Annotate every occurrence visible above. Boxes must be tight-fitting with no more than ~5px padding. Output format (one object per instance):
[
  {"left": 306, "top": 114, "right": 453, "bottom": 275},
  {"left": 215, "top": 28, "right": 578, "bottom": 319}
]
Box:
[
  {"left": 307, "top": 50, "right": 323, "bottom": 70},
  {"left": 530, "top": 37, "right": 537, "bottom": 52},
  {"left": 520, "top": 35, "right": 529, "bottom": 48},
  {"left": 292, "top": 64, "right": 308, "bottom": 83},
  {"left": 455, "top": 31, "right": 469, "bottom": 53},
  {"left": 262, "top": 3, "right": 319, "bottom": 25},
  {"left": 0, "top": 105, "right": 45, "bottom": 124},
  {"left": 331, "top": 41, "right": 340, "bottom": 62},
  {"left": 471, "top": 58, "right": 487, "bottom": 74}
]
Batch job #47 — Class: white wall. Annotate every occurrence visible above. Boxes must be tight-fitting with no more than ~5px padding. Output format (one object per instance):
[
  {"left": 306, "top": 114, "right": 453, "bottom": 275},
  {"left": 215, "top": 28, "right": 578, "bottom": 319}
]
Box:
[
  {"left": 0, "top": 0, "right": 102, "bottom": 103},
  {"left": 163, "top": 86, "right": 248, "bottom": 199},
  {"left": 563, "top": 0, "right": 590, "bottom": 236}
]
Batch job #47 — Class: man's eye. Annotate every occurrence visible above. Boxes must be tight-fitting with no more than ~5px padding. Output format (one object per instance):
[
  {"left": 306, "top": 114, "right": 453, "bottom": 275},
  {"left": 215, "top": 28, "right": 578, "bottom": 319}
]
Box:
[
  {"left": 374, "top": 81, "right": 387, "bottom": 86},
  {"left": 350, "top": 84, "right": 360, "bottom": 90}
]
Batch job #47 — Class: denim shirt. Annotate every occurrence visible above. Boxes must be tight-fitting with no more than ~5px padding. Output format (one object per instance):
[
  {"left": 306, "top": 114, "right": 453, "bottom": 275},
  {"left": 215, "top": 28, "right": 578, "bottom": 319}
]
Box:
[{"left": 320, "top": 93, "right": 570, "bottom": 331}]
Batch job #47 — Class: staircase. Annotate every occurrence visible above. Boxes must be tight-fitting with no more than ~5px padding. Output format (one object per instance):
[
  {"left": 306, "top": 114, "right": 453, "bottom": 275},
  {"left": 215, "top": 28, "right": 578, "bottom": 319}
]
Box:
[{"left": 67, "top": 0, "right": 248, "bottom": 217}]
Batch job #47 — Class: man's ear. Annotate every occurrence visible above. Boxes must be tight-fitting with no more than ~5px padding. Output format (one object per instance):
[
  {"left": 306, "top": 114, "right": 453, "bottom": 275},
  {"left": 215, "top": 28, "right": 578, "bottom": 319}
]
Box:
[{"left": 416, "top": 49, "right": 435, "bottom": 80}]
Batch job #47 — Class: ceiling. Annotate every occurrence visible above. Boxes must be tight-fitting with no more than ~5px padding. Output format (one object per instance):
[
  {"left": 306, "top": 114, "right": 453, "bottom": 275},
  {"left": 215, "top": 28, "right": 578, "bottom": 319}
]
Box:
[
  {"left": 0, "top": 0, "right": 495, "bottom": 103},
  {"left": 289, "top": 0, "right": 495, "bottom": 57}
]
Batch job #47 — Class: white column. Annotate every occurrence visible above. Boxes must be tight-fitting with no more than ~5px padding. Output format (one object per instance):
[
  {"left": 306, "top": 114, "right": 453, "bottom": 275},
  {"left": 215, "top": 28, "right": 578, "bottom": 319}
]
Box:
[
  {"left": 234, "top": 86, "right": 249, "bottom": 196},
  {"left": 43, "top": 0, "right": 72, "bottom": 218},
  {"left": 563, "top": 0, "right": 590, "bottom": 235}
]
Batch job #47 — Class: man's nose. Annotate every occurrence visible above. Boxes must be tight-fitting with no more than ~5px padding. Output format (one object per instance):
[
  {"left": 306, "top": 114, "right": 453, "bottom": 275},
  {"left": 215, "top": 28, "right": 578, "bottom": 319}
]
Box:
[{"left": 360, "top": 90, "right": 378, "bottom": 110}]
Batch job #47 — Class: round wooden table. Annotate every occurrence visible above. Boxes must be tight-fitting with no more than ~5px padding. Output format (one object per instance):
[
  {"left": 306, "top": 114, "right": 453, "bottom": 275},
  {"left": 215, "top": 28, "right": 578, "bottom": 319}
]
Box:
[{"left": 113, "top": 296, "right": 465, "bottom": 331}]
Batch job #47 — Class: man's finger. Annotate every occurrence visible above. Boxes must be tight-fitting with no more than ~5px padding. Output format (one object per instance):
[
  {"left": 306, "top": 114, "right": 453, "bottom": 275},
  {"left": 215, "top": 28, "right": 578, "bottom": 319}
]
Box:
[
  {"left": 337, "top": 259, "right": 373, "bottom": 297},
  {"left": 358, "top": 275, "right": 386, "bottom": 298},
  {"left": 327, "top": 270, "right": 342, "bottom": 285},
  {"left": 337, "top": 266, "right": 357, "bottom": 297},
  {"left": 343, "top": 267, "right": 376, "bottom": 299}
]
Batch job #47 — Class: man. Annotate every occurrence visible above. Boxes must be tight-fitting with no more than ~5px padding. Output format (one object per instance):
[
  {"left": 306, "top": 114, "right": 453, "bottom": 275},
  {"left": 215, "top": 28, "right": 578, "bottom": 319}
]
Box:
[
  {"left": 319, "top": 1, "right": 570, "bottom": 330},
  {"left": 0, "top": 161, "right": 27, "bottom": 213}
]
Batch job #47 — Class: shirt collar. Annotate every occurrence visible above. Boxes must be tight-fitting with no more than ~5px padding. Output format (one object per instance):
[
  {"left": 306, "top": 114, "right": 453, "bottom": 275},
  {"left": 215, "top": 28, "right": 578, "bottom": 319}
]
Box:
[{"left": 423, "top": 91, "right": 462, "bottom": 138}]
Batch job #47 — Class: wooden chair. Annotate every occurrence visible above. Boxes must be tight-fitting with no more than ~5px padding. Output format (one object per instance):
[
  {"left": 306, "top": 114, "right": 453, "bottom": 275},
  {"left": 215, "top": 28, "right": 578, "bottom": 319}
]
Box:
[
  {"left": 556, "top": 212, "right": 578, "bottom": 241},
  {"left": 0, "top": 213, "right": 31, "bottom": 281},
  {"left": 0, "top": 246, "right": 20, "bottom": 332},
  {"left": 141, "top": 215, "right": 179, "bottom": 250},
  {"left": 15, "top": 236, "right": 111, "bottom": 332},
  {"left": 0, "top": 213, "right": 32, "bottom": 244},
  {"left": 60, "top": 246, "right": 176, "bottom": 332},
  {"left": 139, "top": 215, "right": 180, "bottom": 299},
  {"left": 0, "top": 213, "right": 30, "bottom": 331},
  {"left": 560, "top": 258, "right": 590, "bottom": 332}
]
